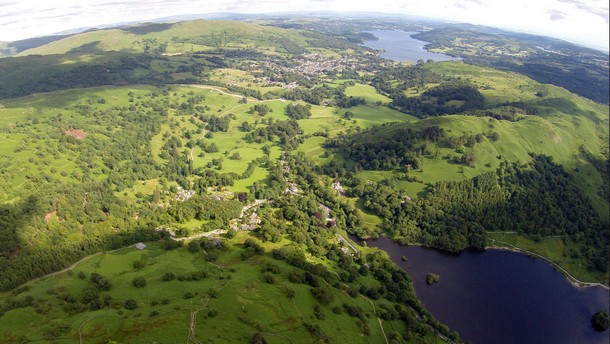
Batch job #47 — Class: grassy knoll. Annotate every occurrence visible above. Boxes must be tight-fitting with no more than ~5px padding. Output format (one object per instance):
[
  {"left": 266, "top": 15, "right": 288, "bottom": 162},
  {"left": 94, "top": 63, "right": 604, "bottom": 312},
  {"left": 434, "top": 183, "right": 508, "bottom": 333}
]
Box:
[
  {"left": 426, "top": 61, "right": 610, "bottom": 119},
  {"left": 487, "top": 232, "right": 609, "bottom": 285},
  {"left": 344, "top": 83, "right": 392, "bottom": 104},
  {"left": 348, "top": 104, "right": 417, "bottom": 126},
  {"left": 0, "top": 232, "right": 442, "bottom": 343}
]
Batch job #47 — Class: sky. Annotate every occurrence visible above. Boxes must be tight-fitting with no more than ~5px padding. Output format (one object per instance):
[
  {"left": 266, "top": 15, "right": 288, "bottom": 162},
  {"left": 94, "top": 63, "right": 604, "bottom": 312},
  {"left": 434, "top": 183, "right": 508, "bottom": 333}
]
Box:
[{"left": 0, "top": 0, "right": 608, "bottom": 51}]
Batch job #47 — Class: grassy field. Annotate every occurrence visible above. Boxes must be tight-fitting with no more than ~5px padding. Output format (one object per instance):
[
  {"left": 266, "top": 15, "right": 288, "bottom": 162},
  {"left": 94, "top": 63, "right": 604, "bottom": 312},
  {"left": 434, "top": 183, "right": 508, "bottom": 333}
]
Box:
[
  {"left": 0, "top": 81, "right": 414, "bottom": 204},
  {"left": 209, "top": 68, "right": 284, "bottom": 95},
  {"left": 0, "top": 83, "right": 289, "bottom": 203},
  {"left": 0, "top": 232, "right": 440, "bottom": 344},
  {"left": 344, "top": 83, "right": 392, "bottom": 105}
]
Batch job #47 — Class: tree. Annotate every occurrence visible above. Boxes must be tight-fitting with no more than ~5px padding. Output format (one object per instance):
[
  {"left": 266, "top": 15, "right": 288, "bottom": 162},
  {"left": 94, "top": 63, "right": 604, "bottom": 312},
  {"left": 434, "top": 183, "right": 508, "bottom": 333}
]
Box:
[
  {"left": 132, "top": 260, "right": 145, "bottom": 270},
  {"left": 426, "top": 273, "right": 440, "bottom": 285},
  {"left": 162, "top": 272, "right": 175, "bottom": 281},
  {"left": 124, "top": 299, "right": 138, "bottom": 310},
  {"left": 592, "top": 311, "right": 609, "bottom": 331},
  {"left": 188, "top": 241, "right": 201, "bottom": 253},
  {"left": 310, "top": 286, "right": 334, "bottom": 305},
  {"left": 251, "top": 332, "right": 267, "bottom": 344},
  {"left": 249, "top": 104, "right": 269, "bottom": 116},
  {"left": 132, "top": 277, "right": 147, "bottom": 288},
  {"left": 285, "top": 103, "right": 312, "bottom": 120},
  {"left": 240, "top": 121, "right": 252, "bottom": 131}
]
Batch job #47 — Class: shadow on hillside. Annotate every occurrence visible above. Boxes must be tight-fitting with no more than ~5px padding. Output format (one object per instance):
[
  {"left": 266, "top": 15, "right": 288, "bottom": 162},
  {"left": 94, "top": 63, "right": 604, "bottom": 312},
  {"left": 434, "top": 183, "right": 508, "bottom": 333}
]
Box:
[
  {"left": 0, "top": 195, "right": 44, "bottom": 260},
  {"left": 526, "top": 97, "right": 605, "bottom": 124},
  {"left": 122, "top": 23, "right": 174, "bottom": 35},
  {"left": 68, "top": 41, "right": 102, "bottom": 54},
  {"left": 0, "top": 52, "right": 173, "bottom": 106}
]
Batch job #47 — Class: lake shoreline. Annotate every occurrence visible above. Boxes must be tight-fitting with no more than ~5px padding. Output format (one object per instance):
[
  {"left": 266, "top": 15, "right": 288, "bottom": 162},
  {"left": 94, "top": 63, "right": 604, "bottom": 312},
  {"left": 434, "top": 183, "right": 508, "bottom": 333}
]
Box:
[
  {"left": 361, "top": 30, "right": 459, "bottom": 62},
  {"left": 351, "top": 233, "right": 608, "bottom": 289},
  {"left": 486, "top": 243, "right": 610, "bottom": 290},
  {"left": 359, "top": 235, "right": 609, "bottom": 344}
]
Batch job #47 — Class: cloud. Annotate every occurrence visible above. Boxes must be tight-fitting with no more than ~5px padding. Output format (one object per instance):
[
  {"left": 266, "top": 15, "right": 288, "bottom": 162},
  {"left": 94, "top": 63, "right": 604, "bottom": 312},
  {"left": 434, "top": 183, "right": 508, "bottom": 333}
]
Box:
[
  {"left": 557, "top": 0, "right": 609, "bottom": 23},
  {"left": 548, "top": 9, "right": 566, "bottom": 20},
  {"left": 0, "top": 0, "right": 607, "bottom": 50}
]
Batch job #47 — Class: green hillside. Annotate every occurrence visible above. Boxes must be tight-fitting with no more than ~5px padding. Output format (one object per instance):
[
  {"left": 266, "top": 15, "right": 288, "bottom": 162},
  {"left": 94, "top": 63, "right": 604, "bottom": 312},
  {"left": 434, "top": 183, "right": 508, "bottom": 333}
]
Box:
[
  {"left": 17, "top": 20, "right": 354, "bottom": 57},
  {"left": 0, "top": 233, "right": 447, "bottom": 343},
  {"left": 320, "top": 61, "right": 608, "bottom": 282}
]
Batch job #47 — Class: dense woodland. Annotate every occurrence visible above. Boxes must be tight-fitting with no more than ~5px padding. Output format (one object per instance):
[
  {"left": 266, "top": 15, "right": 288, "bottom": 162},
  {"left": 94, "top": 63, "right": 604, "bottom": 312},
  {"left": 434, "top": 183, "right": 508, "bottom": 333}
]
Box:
[
  {"left": 390, "top": 80, "right": 486, "bottom": 117},
  {"left": 327, "top": 124, "right": 439, "bottom": 170},
  {"left": 341, "top": 155, "right": 608, "bottom": 271}
]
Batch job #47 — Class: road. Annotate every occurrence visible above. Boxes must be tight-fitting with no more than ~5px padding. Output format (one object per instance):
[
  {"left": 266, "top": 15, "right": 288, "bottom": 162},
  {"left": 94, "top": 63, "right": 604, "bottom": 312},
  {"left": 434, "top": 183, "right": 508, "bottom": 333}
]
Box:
[
  {"left": 337, "top": 234, "right": 359, "bottom": 254},
  {"left": 186, "top": 84, "right": 286, "bottom": 103}
]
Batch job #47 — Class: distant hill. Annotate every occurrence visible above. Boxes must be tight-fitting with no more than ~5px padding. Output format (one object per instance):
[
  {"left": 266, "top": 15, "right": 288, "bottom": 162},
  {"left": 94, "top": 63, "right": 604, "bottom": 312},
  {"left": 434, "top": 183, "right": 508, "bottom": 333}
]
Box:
[
  {"left": 413, "top": 27, "right": 609, "bottom": 104},
  {"left": 0, "top": 35, "right": 74, "bottom": 57},
  {"left": 0, "top": 19, "right": 369, "bottom": 100},
  {"left": 16, "top": 19, "right": 329, "bottom": 56}
]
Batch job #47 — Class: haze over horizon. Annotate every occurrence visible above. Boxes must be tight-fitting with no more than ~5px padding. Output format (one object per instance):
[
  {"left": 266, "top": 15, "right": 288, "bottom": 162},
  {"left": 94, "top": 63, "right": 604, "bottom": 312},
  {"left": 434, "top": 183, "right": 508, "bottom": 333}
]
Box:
[{"left": 0, "top": 0, "right": 608, "bottom": 51}]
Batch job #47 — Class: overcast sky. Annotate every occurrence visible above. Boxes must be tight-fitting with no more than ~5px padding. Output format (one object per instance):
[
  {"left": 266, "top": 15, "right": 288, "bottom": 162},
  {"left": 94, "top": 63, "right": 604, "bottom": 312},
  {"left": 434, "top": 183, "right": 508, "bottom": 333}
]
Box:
[{"left": 0, "top": 0, "right": 608, "bottom": 51}]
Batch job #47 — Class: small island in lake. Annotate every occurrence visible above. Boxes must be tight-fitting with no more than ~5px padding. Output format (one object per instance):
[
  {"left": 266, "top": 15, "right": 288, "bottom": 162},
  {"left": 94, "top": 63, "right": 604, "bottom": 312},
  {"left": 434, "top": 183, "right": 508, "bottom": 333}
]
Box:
[
  {"left": 426, "top": 273, "right": 440, "bottom": 285},
  {"left": 592, "top": 311, "right": 609, "bottom": 332}
]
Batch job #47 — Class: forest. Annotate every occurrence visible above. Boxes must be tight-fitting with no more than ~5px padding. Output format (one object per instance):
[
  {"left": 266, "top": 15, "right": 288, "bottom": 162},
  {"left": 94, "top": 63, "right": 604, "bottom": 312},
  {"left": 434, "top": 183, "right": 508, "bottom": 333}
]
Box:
[{"left": 341, "top": 154, "right": 608, "bottom": 271}]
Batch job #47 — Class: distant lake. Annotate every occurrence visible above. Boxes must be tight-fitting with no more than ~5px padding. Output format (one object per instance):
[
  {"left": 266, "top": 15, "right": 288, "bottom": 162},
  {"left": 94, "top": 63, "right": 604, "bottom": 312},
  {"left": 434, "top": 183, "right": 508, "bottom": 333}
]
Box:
[
  {"left": 362, "top": 30, "right": 458, "bottom": 62},
  {"left": 352, "top": 235, "right": 609, "bottom": 344}
]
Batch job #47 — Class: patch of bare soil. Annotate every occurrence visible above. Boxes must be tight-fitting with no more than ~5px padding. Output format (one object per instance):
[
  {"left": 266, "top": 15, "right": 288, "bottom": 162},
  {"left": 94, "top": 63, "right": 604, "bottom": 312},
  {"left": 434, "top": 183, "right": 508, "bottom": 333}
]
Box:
[
  {"left": 44, "top": 210, "right": 57, "bottom": 223},
  {"left": 64, "top": 129, "right": 87, "bottom": 139}
]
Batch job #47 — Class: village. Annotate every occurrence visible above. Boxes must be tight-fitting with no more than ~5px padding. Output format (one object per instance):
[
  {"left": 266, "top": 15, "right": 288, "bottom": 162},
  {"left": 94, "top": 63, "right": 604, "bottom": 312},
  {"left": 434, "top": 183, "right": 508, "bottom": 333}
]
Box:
[{"left": 246, "top": 53, "right": 362, "bottom": 89}]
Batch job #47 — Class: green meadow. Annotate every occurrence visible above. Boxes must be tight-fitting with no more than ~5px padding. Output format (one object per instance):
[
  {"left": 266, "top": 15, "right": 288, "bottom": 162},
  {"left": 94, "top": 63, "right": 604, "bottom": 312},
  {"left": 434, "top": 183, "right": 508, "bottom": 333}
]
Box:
[{"left": 344, "top": 83, "right": 392, "bottom": 104}]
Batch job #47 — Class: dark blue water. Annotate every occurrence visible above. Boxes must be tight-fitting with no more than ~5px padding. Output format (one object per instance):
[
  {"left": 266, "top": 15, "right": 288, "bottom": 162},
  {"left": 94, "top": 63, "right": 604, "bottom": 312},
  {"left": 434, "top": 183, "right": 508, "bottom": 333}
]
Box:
[
  {"left": 362, "top": 30, "right": 459, "bottom": 62},
  {"left": 357, "top": 236, "right": 609, "bottom": 344}
]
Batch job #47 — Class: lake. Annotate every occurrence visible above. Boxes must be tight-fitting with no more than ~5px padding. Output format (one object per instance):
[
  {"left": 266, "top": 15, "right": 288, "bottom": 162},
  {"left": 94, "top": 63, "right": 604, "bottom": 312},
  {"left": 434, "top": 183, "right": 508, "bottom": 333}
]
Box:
[
  {"left": 362, "top": 30, "right": 458, "bottom": 62},
  {"left": 354, "top": 235, "right": 609, "bottom": 344}
]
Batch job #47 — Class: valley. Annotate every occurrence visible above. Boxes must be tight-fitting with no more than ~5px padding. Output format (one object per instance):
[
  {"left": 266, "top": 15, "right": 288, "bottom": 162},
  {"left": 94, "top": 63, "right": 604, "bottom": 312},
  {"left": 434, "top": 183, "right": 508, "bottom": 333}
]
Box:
[{"left": 0, "top": 15, "right": 608, "bottom": 344}]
